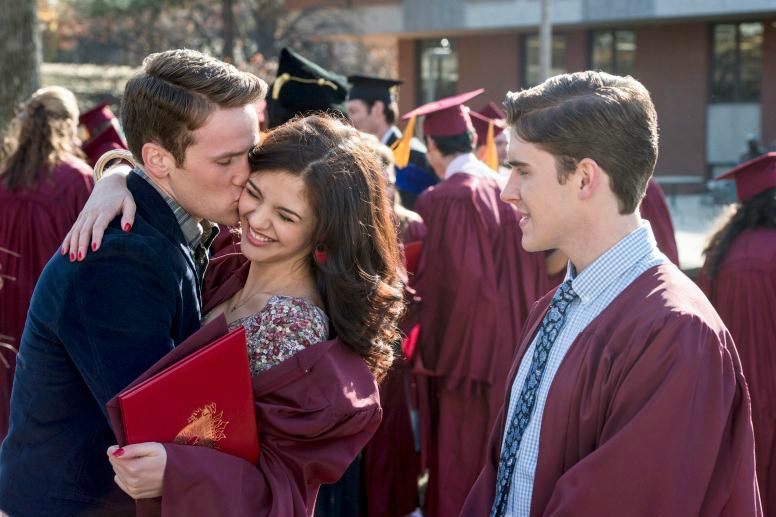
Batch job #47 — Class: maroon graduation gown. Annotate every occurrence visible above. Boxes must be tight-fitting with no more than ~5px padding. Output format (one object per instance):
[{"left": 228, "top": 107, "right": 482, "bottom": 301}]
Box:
[
  {"left": 698, "top": 228, "right": 776, "bottom": 517},
  {"left": 362, "top": 211, "right": 425, "bottom": 517},
  {"left": 413, "top": 172, "right": 547, "bottom": 517},
  {"left": 462, "top": 263, "right": 761, "bottom": 516},
  {"left": 0, "top": 156, "right": 93, "bottom": 442},
  {"left": 140, "top": 257, "right": 382, "bottom": 517},
  {"left": 640, "top": 179, "right": 679, "bottom": 265}
]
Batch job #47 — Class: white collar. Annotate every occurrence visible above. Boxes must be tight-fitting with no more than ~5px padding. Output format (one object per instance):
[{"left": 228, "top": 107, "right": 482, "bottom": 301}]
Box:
[{"left": 444, "top": 153, "right": 493, "bottom": 180}]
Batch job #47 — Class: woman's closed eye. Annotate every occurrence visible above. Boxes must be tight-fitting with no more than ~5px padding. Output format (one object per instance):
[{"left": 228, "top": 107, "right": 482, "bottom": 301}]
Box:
[{"left": 247, "top": 186, "right": 262, "bottom": 200}]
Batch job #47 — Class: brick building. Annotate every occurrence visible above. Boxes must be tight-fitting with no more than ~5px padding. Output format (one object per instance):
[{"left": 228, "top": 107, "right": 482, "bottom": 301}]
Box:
[{"left": 291, "top": 0, "right": 775, "bottom": 181}]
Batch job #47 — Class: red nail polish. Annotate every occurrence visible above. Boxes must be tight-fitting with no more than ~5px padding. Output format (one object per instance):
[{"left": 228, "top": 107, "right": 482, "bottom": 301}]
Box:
[
  {"left": 113, "top": 448, "right": 125, "bottom": 457},
  {"left": 92, "top": 242, "right": 97, "bottom": 252},
  {"left": 77, "top": 251, "right": 83, "bottom": 261},
  {"left": 61, "top": 246, "right": 66, "bottom": 255},
  {"left": 123, "top": 223, "right": 132, "bottom": 232},
  {"left": 69, "top": 252, "right": 75, "bottom": 261}
]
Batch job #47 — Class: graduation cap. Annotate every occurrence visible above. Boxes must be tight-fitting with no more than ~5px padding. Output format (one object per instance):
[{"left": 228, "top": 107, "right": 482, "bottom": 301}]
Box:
[
  {"left": 717, "top": 152, "right": 776, "bottom": 202},
  {"left": 470, "top": 110, "right": 507, "bottom": 172},
  {"left": 347, "top": 75, "right": 402, "bottom": 107},
  {"left": 392, "top": 89, "right": 485, "bottom": 168},
  {"left": 478, "top": 101, "right": 505, "bottom": 121},
  {"left": 267, "top": 48, "right": 348, "bottom": 128},
  {"left": 79, "top": 102, "right": 118, "bottom": 138},
  {"left": 81, "top": 124, "right": 127, "bottom": 167}
]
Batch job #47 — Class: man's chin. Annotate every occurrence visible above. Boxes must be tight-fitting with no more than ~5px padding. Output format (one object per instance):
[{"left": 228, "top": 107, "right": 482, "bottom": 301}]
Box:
[
  {"left": 211, "top": 212, "right": 240, "bottom": 227},
  {"left": 520, "top": 237, "right": 545, "bottom": 253}
]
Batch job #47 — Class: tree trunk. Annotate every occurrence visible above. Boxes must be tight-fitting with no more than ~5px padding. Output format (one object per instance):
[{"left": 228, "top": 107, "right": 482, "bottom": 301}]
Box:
[
  {"left": 222, "top": 0, "right": 235, "bottom": 62},
  {"left": 0, "top": 0, "right": 41, "bottom": 131}
]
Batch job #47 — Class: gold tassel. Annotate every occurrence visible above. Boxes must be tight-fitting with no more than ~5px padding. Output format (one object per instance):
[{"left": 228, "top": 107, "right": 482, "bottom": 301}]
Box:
[
  {"left": 391, "top": 115, "right": 416, "bottom": 168},
  {"left": 272, "top": 73, "right": 338, "bottom": 100},
  {"left": 482, "top": 121, "right": 499, "bottom": 172}
]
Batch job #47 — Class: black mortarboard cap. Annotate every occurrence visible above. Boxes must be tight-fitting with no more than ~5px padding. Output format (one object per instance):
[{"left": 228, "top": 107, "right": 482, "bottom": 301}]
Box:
[
  {"left": 267, "top": 47, "right": 348, "bottom": 128},
  {"left": 347, "top": 75, "right": 403, "bottom": 106}
]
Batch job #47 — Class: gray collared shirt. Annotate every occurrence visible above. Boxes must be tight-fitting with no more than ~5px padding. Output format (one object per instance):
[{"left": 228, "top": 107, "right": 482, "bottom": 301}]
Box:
[{"left": 133, "top": 168, "right": 218, "bottom": 283}]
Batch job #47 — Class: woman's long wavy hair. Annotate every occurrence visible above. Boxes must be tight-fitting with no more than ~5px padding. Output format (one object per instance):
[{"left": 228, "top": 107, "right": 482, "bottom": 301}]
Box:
[
  {"left": 248, "top": 115, "right": 405, "bottom": 381},
  {"left": 703, "top": 186, "right": 776, "bottom": 293},
  {"left": 0, "top": 86, "right": 83, "bottom": 192}
]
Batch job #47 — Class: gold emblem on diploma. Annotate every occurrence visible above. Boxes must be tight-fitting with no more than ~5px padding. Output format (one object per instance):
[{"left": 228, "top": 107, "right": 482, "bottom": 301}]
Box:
[{"left": 174, "top": 403, "right": 229, "bottom": 449}]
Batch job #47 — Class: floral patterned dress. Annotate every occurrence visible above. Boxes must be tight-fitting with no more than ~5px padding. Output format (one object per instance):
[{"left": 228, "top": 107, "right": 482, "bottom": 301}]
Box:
[{"left": 218, "top": 295, "right": 329, "bottom": 376}]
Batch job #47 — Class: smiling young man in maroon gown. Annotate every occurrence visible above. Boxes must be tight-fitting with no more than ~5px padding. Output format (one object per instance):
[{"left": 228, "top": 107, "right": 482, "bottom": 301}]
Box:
[
  {"left": 699, "top": 153, "right": 776, "bottom": 517},
  {"left": 405, "top": 90, "right": 547, "bottom": 517},
  {"left": 462, "top": 71, "right": 761, "bottom": 517}
]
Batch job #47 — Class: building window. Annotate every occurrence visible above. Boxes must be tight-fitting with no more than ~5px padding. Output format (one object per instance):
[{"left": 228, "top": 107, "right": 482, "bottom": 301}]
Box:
[
  {"left": 590, "top": 29, "right": 636, "bottom": 76},
  {"left": 522, "top": 33, "right": 566, "bottom": 88},
  {"left": 711, "top": 22, "right": 763, "bottom": 102},
  {"left": 416, "top": 38, "right": 458, "bottom": 105}
]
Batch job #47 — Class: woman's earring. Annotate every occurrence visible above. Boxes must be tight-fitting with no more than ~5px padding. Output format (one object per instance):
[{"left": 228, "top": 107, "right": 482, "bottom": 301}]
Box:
[{"left": 313, "top": 244, "right": 327, "bottom": 264}]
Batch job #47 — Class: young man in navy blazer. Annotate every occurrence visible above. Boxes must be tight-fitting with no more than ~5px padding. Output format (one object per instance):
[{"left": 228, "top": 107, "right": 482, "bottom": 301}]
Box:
[{"left": 0, "top": 49, "right": 266, "bottom": 517}]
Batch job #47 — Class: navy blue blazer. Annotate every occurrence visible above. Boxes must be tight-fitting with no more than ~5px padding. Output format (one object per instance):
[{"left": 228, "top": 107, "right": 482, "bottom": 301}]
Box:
[{"left": 0, "top": 172, "right": 202, "bottom": 517}]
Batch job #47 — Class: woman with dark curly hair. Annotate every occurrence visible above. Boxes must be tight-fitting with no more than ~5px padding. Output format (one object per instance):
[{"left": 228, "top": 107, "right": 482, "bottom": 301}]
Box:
[
  {"left": 74, "top": 114, "right": 404, "bottom": 516},
  {"left": 698, "top": 152, "right": 776, "bottom": 517},
  {"left": 0, "top": 86, "right": 93, "bottom": 442}
]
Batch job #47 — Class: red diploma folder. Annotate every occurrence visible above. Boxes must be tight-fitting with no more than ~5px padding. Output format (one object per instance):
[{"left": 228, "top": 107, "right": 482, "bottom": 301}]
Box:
[
  {"left": 403, "top": 240, "right": 422, "bottom": 275},
  {"left": 107, "top": 322, "right": 259, "bottom": 464}
]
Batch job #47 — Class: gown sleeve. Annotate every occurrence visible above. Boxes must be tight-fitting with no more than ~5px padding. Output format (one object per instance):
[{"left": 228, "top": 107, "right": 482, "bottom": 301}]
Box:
[{"left": 154, "top": 399, "right": 381, "bottom": 517}]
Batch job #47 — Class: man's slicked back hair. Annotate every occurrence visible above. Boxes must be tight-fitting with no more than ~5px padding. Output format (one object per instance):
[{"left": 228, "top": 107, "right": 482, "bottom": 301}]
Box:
[{"left": 121, "top": 49, "right": 267, "bottom": 166}]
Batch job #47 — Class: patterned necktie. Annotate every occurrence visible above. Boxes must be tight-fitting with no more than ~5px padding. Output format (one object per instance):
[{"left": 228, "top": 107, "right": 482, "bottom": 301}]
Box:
[{"left": 491, "top": 279, "right": 579, "bottom": 517}]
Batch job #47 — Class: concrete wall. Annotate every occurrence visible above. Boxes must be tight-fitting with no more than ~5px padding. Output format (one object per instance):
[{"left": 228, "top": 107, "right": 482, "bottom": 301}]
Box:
[
  {"left": 635, "top": 23, "right": 709, "bottom": 177},
  {"left": 288, "top": 0, "right": 398, "bottom": 8},
  {"left": 308, "top": 0, "right": 775, "bottom": 36}
]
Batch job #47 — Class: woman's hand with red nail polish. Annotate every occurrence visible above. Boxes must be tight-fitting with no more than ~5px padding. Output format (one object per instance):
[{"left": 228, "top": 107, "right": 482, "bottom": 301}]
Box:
[{"left": 107, "top": 442, "right": 166, "bottom": 500}]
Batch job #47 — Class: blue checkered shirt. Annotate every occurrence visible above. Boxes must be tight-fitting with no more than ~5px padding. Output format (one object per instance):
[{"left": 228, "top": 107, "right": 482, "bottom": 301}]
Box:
[{"left": 501, "top": 221, "right": 667, "bottom": 516}]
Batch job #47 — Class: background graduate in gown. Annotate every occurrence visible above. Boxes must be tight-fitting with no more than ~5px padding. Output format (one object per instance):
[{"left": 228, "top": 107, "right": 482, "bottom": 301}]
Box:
[
  {"left": 0, "top": 86, "right": 93, "bottom": 443},
  {"left": 405, "top": 89, "right": 546, "bottom": 517},
  {"left": 699, "top": 152, "right": 776, "bottom": 517}
]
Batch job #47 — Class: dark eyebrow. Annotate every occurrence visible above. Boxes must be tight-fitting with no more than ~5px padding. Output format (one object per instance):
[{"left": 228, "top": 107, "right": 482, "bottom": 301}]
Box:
[
  {"left": 246, "top": 179, "right": 303, "bottom": 221},
  {"left": 506, "top": 160, "right": 530, "bottom": 168}
]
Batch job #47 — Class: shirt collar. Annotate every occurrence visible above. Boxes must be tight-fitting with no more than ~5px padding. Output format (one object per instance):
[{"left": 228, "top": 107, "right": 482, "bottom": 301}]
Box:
[
  {"left": 133, "top": 167, "right": 210, "bottom": 250},
  {"left": 566, "top": 221, "right": 659, "bottom": 305},
  {"left": 381, "top": 126, "right": 400, "bottom": 145},
  {"left": 444, "top": 153, "right": 492, "bottom": 180}
]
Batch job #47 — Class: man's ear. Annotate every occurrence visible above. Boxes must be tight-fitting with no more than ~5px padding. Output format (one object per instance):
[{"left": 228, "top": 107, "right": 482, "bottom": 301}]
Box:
[
  {"left": 372, "top": 100, "right": 385, "bottom": 118},
  {"left": 576, "top": 158, "right": 604, "bottom": 201},
  {"left": 425, "top": 135, "right": 438, "bottom": 154},
  {"left": 141, "top": 142, "right": 175, "bottom": 180}
]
